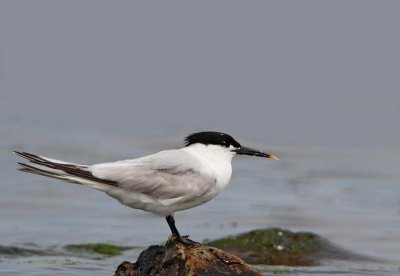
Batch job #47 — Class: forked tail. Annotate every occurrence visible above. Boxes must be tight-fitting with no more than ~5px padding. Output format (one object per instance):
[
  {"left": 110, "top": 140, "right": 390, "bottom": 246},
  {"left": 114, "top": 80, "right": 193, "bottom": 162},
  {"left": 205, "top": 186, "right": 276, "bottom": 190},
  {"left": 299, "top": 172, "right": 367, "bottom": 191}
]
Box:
[{"left": 14, "top": 151, "right": 118, "bottom": 187}]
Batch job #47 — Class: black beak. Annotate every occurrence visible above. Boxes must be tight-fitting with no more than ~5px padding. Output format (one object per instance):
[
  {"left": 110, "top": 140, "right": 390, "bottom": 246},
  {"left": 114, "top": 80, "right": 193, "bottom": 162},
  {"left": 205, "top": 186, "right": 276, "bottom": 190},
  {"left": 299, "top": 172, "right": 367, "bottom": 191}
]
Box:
[{"left": 234, "top": 146, "right": 278, "bottom": 160}]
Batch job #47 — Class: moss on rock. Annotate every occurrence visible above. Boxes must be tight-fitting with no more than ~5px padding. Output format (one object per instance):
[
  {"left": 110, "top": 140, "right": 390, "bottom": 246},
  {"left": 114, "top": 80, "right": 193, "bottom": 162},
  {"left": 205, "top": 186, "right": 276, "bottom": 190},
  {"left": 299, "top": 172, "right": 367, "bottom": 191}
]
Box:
[
  {"left": 65, "top": 243, "right": 132, "bottom": 257},
  {"left": 206, "top": 228, "right": 323, "bottom": 266}
]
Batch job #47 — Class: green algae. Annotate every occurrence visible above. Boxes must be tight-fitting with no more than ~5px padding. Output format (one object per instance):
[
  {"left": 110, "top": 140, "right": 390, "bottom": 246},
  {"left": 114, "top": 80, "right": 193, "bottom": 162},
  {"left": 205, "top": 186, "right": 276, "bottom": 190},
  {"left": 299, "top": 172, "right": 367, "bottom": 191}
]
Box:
[
  {"left": 206, "top": 228, "right": 322, "bottom": 266},
  {"left": 65, "top": 243, "right": 132, "bottom": 257}
]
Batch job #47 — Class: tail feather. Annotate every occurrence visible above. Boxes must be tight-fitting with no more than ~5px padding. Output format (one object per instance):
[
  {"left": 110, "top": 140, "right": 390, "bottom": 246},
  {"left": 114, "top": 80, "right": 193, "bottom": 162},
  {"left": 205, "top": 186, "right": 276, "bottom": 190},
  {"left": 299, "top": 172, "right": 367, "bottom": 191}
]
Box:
[
  {"left": 14, "top": 151, "right": 118, "bottom": 187},
  {"left": 17, "top": 162, "right": 83, "bottom": 184}
]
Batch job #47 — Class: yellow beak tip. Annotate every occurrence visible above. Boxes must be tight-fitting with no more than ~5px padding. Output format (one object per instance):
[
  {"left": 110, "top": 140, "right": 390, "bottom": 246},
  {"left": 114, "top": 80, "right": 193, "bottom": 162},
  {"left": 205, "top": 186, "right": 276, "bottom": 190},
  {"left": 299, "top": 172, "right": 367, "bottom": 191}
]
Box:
[{"left": 269, "top": 154, "right": 279, "bottom": 160}]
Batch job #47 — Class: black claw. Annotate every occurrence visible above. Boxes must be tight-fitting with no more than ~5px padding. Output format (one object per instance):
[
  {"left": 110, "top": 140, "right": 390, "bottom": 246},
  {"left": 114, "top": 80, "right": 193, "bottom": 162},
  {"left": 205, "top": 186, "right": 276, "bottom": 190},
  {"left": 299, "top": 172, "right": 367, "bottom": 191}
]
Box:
[
  {"left": 166, "top": 215, "right": 200, "bottom": 246},
  {"left": 177, "top": 235, "right": 201, "bottom": 246}
]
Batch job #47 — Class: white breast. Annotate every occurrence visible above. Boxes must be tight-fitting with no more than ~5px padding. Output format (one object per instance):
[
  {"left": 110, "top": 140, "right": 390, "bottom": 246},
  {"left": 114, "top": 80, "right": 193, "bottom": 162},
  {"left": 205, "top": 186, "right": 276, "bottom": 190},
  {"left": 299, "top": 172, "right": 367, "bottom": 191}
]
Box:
[{"left": 183, "top": 144, "right": 234, "bottom": 192}]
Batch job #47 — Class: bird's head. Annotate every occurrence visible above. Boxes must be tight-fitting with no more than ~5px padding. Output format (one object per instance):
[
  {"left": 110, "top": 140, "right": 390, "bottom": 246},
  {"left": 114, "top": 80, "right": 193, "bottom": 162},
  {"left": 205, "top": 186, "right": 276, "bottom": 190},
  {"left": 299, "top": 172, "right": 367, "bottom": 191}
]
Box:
[{"left": 184, "top": 131, "right": 278, "bottom": 160}]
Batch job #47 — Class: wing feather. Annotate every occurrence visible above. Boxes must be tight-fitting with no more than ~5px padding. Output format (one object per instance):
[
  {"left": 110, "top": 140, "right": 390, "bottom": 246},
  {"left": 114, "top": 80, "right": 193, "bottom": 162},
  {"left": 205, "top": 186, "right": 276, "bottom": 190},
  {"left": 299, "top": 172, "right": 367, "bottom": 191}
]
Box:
[{"left": 90, "top": 149, "right": 216, "bottom": 202}]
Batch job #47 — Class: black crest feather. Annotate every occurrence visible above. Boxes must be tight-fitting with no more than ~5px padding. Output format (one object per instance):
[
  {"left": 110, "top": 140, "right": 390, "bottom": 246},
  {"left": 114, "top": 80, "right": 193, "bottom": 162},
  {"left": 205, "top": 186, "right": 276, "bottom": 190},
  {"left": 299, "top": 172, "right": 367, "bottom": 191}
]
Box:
[{"left": 184, "top": 131, "right": 241, "bottom": 148}]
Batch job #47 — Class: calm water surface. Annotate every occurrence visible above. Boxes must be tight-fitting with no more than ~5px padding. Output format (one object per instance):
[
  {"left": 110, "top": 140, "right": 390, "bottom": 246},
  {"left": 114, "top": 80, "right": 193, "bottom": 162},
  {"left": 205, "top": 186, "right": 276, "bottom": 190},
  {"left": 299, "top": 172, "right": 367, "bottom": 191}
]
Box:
[{"left": 1, "top": 123, "right": 399, "bottom": 275}]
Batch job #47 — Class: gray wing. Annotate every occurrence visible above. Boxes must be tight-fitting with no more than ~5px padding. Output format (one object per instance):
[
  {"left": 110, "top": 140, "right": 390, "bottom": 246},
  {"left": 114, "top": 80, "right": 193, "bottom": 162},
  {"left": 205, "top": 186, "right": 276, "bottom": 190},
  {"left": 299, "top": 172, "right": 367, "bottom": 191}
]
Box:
[{"left": 89, "top": 149, "right": 216, "bottom": 204}]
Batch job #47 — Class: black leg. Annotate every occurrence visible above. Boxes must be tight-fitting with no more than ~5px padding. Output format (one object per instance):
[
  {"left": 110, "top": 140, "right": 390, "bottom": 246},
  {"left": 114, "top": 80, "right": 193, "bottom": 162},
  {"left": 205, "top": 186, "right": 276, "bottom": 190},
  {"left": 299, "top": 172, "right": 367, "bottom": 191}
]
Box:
[
  {"left": 166, "top": 215, "right": 181, "bottom": 237},
  {"left": 165, "top": 215, "right": 200, "bottom": 246}
]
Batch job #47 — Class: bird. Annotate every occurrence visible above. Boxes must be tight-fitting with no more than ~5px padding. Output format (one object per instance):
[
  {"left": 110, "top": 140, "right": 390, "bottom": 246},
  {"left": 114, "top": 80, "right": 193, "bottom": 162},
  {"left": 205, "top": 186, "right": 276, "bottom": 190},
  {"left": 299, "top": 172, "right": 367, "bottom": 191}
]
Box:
[{"left": 14, "top": 131, "right": 278, "bottom": 245}]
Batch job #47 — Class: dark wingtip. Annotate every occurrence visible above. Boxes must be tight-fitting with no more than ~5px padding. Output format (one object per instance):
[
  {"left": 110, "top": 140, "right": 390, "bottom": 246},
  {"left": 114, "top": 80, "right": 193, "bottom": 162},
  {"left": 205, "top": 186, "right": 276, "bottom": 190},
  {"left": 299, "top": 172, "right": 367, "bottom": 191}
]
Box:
[
  {"left": 13, "top": 151, "right": 41, "bottom": 163},
  {"left": 13, "top": 151, "right": 27, "bottom": 157},
  {"left": 14, "top": 151, "right": 26, "bottom": 159},
  {"left": 16, "top": 162, "right": 32, "bottom": 173}
]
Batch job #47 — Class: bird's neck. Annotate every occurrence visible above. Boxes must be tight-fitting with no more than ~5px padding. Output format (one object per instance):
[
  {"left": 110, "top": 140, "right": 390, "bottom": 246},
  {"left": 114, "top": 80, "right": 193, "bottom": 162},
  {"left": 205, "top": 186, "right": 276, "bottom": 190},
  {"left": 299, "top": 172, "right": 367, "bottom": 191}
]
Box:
[{"left": 183, "top": 144, "right": 233, "bottom": 189}]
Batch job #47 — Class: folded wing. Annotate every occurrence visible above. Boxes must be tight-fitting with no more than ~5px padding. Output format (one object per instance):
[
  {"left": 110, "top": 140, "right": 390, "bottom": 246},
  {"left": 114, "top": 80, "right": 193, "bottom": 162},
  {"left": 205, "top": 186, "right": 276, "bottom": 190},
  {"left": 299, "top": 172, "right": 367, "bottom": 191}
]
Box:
[{"left": 90, "top": 149, "right": 216, "bottom": 202}]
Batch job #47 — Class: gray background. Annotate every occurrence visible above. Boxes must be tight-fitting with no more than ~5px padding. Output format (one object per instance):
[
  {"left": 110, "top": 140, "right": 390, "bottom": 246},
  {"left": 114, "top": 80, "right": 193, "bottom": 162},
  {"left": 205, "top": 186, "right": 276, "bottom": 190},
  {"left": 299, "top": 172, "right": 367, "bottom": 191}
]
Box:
[
  {"left": 1, "top": 2, "right": 400, "bottom": 275},
  {"left": 1, "top": 1, "right": 399, "bottom": 149}
]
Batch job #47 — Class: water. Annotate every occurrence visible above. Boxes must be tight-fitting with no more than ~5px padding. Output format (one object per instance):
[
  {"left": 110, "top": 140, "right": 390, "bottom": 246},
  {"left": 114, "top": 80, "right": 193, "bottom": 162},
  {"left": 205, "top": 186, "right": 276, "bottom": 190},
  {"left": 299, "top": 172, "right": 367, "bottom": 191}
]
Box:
[{"left": 1, "top": 122, "right": 399, "bottom": 275}]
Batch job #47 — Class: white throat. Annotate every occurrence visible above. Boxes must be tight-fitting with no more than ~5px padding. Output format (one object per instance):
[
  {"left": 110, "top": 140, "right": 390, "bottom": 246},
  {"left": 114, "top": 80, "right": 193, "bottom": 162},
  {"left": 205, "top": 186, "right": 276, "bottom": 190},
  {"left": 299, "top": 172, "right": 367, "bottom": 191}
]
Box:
[{"left": 183, "top": 143, "right": 234, "bottom": 190}]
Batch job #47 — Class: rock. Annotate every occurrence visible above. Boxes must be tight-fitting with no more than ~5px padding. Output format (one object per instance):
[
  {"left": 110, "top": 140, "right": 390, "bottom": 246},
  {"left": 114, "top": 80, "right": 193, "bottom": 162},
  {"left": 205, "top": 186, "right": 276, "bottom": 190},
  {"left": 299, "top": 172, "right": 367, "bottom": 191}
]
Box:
[
  {"left": 206, "top": 228, "right": 365, "bottom": 266},
  {"left": 115, "top": 228, "right": 374, "bottom": 274},
  {"left": 114, "top": 237, "right": 262, "bottom": 276}
]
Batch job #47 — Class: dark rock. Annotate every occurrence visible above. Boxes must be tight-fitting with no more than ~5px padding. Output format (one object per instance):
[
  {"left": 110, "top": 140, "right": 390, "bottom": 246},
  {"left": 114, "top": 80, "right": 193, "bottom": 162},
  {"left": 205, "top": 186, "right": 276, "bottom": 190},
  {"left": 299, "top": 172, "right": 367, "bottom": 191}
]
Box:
[
  {"left": 115, "top": 228, "right": 375, "bottom": 274},
  {"left": 114, "top": 237, "right": 261, "bottom": 276},
  {"left": 206, "top": 228, "right": 370, "bottom": 266}
]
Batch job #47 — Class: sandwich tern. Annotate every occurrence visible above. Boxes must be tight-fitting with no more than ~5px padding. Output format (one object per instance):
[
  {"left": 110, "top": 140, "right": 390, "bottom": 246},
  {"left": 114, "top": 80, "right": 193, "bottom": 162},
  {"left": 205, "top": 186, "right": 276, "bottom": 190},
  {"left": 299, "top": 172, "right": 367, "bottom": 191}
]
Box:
[{"left": 15, "top": 131, "right": 278, "bottom": 245}]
